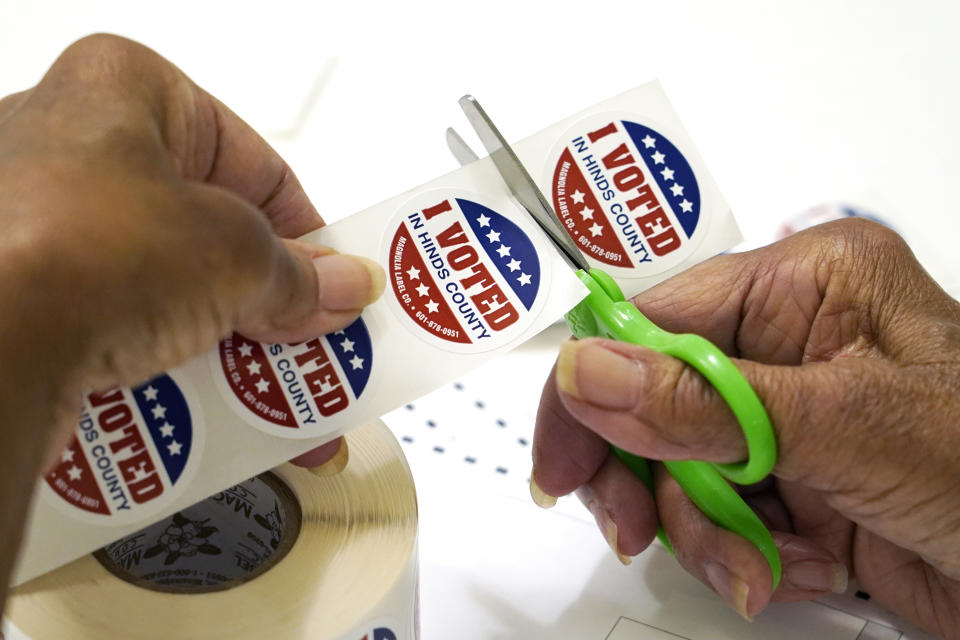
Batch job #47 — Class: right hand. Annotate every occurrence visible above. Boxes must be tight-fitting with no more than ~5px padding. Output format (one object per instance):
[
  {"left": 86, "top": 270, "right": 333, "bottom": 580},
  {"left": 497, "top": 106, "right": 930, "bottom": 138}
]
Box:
[{"left": 532, "top": 219, "right": 960, "bottom": 637}]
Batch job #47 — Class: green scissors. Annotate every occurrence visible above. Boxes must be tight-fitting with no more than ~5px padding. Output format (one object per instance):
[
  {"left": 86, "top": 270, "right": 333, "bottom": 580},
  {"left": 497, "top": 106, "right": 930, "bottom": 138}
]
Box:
[{"left": 454, "top": 95, "right": 782, "bottom": 587}]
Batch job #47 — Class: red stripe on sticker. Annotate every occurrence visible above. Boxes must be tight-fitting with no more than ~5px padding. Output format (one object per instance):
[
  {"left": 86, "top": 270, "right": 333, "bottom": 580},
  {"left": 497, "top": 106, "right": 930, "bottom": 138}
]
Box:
[
  {"left": 46, "top": 437, "right": 110, "bottom": 515},
  {"left": 220, "top": 336, "right": 297, "bottom": 428},
  {"left": 553, "top": 148, "right": 629, "bottom": 266},
  {"left": 390, "top": 223, "right": 471, "bottom": 344}
]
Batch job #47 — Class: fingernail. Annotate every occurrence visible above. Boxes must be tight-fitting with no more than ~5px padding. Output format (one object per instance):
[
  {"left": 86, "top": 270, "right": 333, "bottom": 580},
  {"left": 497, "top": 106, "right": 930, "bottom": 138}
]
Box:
[
  {"left": 600, "top": 515, "right": 633, "bottom": 565},
  {"left": 529, "top": 474, "right": 557, "bottom": 509},
  {"left": 309, "top": 439, "right": 349, "bottom": 477},
  {"left": 313, "top": 254, "right": 386, "bottom": 310},
  {"left": 786, "top": 560, "right": 848, "bottom": 594},
  {"left": 556, "top": 340, "right": 640, "bottom": 410},
  {"left": 704, "top": 562, "right": 752, "bottom": 621},
  {"left": 555, "top": 340, "right": 583, "bottom": 398},
  {"left": 579, "top": 487, "right": 632, "bottom": 565}
]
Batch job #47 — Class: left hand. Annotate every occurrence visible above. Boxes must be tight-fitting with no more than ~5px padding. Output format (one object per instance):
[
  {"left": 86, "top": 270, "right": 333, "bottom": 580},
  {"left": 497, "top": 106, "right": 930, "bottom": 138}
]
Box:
[{"left": 0, "top": 33, "right": 381, "bottom": 591}]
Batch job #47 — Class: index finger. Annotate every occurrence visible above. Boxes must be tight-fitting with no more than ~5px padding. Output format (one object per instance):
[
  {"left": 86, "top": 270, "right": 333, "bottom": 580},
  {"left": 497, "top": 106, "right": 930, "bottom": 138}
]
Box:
[
  {"left": 27, "top": 35, "right": 322, "bottom": 238},
  {"left": 631, "top": 230, "right": 830, "bottom": 364},
  {"left": 531, "top": 363, "right": 610, "bottom": 502},
  {"left": 184, "top": 90, "right": 324, "bottom": 238}
]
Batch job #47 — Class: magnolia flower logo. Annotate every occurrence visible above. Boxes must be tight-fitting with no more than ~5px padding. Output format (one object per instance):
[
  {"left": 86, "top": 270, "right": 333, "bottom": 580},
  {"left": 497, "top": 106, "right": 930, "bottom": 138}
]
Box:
[
  {"left": 144, "top": 512, "right": 221, "bottom": 565},
  {"left": 254, "top": 500, "right": 283, "bottom": 550}
]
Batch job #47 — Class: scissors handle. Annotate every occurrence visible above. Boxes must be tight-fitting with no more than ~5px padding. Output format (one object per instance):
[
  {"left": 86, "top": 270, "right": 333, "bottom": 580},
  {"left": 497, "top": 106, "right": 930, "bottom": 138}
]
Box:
[{"left": 565, "top": 269, "right": 782, "bottom": 587}]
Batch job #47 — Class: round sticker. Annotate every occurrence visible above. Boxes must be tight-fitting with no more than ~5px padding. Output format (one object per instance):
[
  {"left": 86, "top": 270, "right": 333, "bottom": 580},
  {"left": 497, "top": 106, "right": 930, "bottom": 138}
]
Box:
[
  {"left": 547, "top": 113, "right": 708, "bottom": 277},
  {"left": 211, "top": 317, "right": 374, "bottom": 438},
  {"left": 44, "top": 372, "right": 203, "bottom": 525},
  {"left": 382, "top": 190, "right": 549, "bottom": 353}
]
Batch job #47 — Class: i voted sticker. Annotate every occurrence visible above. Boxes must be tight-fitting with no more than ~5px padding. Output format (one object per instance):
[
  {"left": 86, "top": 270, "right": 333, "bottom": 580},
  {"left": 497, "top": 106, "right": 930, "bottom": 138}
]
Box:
[
  {"left": 547, "top": 114, "right": 708, "bottom": 277},
  {"left": 210, "top": 317, "right": 374, "bottom": 438},
  {"left": 43, "top": 373, "right": 203, "bottom": 525},
  {"left": 383, "top": 191, "right": 549, "bottom": 353},
  {"left": 356, "top": 628, "right": 398, "bottom": 640}
]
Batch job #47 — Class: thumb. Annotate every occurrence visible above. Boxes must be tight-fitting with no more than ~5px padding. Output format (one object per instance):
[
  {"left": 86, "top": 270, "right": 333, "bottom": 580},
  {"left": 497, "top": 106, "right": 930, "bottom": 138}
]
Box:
[
  {"left": 553, "top": 337, "right": 866, "bottom": 481},
  {"left": 75, "top": 182, "right": 384, "bottom": 389}
]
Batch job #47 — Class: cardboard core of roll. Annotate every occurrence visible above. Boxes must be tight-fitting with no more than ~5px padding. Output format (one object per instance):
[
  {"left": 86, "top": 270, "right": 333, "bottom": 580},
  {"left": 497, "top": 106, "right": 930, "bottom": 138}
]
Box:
[
  {"left": 8, "top": 422, "right": 419, "bottom": 639},
  {"left": 92, "top": 471, "right": 301, "bottom": 594}
]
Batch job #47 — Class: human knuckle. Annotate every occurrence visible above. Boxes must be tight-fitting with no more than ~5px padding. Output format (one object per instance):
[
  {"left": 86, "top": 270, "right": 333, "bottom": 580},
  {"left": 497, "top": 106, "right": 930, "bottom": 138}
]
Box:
[
  {"left": 838, "top": 217, "right": 908, "bottom": 257},
  {"left": 650, "top": 362, "right": 714, "bottom": 443},
  {"left": 60, "top": 34, "right": 147, "bottom": 73}
]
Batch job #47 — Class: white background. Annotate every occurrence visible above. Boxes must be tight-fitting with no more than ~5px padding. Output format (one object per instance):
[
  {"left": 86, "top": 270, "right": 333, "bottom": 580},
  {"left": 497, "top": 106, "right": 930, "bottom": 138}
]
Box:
[
  {"left": 1, "top": 1, "right": 957, "bottom": 287},
  {"left": 2, "top": 2, "right": 956, "bottom": 638}
]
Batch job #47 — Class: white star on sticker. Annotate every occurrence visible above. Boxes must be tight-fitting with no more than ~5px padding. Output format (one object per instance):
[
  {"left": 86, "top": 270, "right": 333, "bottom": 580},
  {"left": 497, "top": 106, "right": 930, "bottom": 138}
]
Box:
[
  {"left": 416, "top": 283, "right": 430, "bottom": 297},
  {"left": 589, "top": 223, "right": 604, "bottom": 237},
  {"left": 340, "top": 337, "right": 355, "bottom": 352},
  {"left": 580, "top": 206, "right": 594, "bottom": 220},
  {"left": 506, "top": 258, "right": 521, "bottom": 272},
  {"left": 425, "top": 300, "right": 439, "bottom": 314},
  {"left": 151, "top": 404, "right": 167, "bottom": 420},
  {"left": 67, "top": 465, "right": 82, "bottom": 482},
  {"left": 651, "top": 151, "right": 666, "bottom": 165},
  {"left": 255, "top": 378, "right": 270, "bottom": 394},
  {"left": 641, "top": 134, "right": 656, "bottom": 148},
  {"left": 167, "top": 441, "right": 183, "bottom": 456},
  {"left": 238, "top": 343, "right": 253, "bottom": 358},
  {"left": 60, "top": 448, "right": 74, "bottom": 463},
  {"left": 518, "top": 273, "right": 532, "bottom": 286},
  {"left": 660, "top": 166, "right": 675, "bottom": 181},
  {"left": 334, "top": 330, "right": 345, "bottom": 335},
  {"left": 246, "top": 360, "right": 262, "bottom": 376},
  {"left": 349, "top": 355, "right": 365, "bottom": 370},
  {"left": 496, "top": 245, "right": 511, "bottom": 258},
  {"left": 406, "top": 266, "right": 421, "bottom": 280},
  {"left": 485, "top": 229, "right": 501, "bottom": 243},
  {"left": 679, "top": 199, "right": 694, "bottom": 213},
  {"left": 670, "top": 183, "right": 684, "bottom": 197},
  {"left": 142, "top": 385, "right": 158, "bottom": 401},
  {"left": 571, "top": 190, "right": 586, "bottom": 204},
  {"left": 159, "top": 423, "right": 175, "bottom": 438},
  {"left": 477, "top": 214, "right": 491, "bottom": 227}
]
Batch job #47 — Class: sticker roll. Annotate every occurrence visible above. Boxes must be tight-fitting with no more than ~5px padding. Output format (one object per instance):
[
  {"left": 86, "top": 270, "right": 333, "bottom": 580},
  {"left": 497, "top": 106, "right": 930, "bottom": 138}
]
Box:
[{"left": 5, "top": 420, "right": 419, "bottom": 640}]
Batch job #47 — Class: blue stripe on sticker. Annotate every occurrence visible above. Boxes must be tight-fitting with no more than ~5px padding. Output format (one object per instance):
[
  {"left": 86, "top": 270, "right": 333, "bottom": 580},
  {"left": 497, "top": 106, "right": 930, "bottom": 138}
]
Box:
[
  {"left": 133, "top": 374, "right": 192, "bottom": 484},
  {"left": 622, "top": 122, "right": 701, "bottom": 239},
  {"left": 327, "top": 317, "right": 372, "bottom": 399},
  {"left": 458, "top": 198, "right": 540, "bottom": 311}
]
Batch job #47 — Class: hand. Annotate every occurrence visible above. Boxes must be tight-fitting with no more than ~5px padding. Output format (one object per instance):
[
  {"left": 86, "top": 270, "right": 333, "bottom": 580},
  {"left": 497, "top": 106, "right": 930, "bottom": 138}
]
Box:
[
  {"left": 532, "top": 219, "right": 960, "bottom": 637},
  {"left": 0, "top": 35, "right": 382, "bottom": 594}
]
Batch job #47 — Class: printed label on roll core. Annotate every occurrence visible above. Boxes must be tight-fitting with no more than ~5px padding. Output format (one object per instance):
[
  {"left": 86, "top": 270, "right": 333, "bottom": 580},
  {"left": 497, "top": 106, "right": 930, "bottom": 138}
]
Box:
[
  {"left": 383, "top": 191, "right": 548, "bottom": 353},
  {"left": 94, "top": 471, "right": 300, "bottom": 593},
  {"left": 43, "top": 373, "right": 203, "bottom": 524},
  {"left": 548, "top": 114, "right": 707, "bottom": 277},
  {"left": 212, "top": 317, "right": 373, "bottom": 438}
]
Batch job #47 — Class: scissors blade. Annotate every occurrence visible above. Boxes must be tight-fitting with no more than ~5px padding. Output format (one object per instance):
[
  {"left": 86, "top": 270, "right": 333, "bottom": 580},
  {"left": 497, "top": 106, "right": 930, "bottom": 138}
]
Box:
[
  {"left": 445, "top": 127, "right": 479, "bottom": 166},
  {"left": 458, "top": 95, "right": 590, "bottom": 273}
]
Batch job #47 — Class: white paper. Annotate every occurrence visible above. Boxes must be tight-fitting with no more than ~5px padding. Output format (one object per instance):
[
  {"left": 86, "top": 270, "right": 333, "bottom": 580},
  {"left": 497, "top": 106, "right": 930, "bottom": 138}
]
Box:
[{"left": 383, "top": 329, "right": 936, "bottom": 639}]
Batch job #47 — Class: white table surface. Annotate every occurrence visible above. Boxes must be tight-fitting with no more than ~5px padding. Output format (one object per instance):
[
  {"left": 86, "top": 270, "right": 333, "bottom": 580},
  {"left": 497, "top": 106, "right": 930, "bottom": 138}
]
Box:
[{"left": 2, "top": 2, "right": 956, "bottom": 638}]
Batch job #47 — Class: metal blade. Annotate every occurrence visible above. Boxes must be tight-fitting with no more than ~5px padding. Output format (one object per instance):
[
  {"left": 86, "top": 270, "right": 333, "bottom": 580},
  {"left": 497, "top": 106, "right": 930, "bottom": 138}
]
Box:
[
  {"left": 458, "top": 95, "right": 590, "bottom": 272},
  {"left": 445, "top": 127, "right": 479, "bottom": 166}
]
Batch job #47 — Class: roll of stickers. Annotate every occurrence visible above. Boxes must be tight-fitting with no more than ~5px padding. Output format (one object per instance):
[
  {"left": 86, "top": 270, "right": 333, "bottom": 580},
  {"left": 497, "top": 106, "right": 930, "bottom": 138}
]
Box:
[
  {"left": 777, "top": 202, "right": 894, "bottom": 239},
  {"left": 5, "top": 421, "right": 418, "bottom": 640},
  {"left": 15, "top": 81, "right": 744, "bottom": 584}
]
